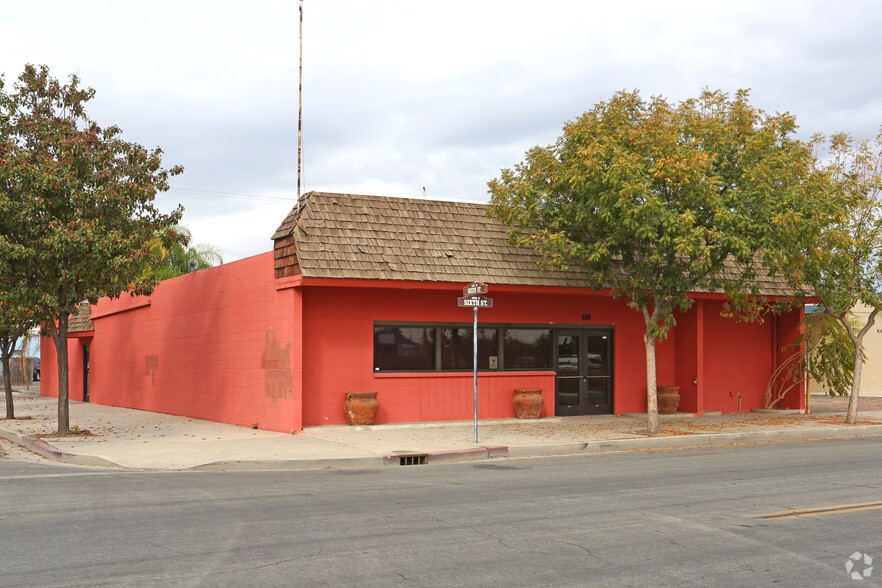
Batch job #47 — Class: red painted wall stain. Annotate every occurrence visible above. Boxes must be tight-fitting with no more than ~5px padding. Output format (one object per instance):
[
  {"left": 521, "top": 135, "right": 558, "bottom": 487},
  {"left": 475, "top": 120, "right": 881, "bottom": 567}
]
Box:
[
  {"left": 145, "top": 355, "right": 159, "bottom": 385},
  {"left": 261, "top": 330, "right": 292, "bottom": 407}
]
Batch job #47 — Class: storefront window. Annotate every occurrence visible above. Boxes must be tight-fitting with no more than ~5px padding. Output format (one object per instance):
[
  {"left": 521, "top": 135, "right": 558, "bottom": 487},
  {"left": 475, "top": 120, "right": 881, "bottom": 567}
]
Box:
[
  {"left": 503, "top": 328, "right": 552, "bottom": 370},
  {"left": 440, "top": 328, "right": 499, "bottom": 370},
  {"left": 373, "top": 323, "right": 556, "bottom": 373},
  {"left": 373, "top": 327, "right": 436, "bottom": 371}
]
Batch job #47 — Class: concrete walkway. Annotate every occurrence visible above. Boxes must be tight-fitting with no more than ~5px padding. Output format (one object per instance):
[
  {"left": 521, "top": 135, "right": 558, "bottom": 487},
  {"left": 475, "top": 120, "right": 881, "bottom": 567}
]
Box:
[{"left": 2, "top": 388, "right": 882, "bottom": 471}]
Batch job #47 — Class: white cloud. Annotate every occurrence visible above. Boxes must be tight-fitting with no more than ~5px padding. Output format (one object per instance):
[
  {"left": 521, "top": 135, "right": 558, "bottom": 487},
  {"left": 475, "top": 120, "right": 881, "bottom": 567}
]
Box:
[{"left": 5, "top": 0, "right": 882, "bottom": 261}]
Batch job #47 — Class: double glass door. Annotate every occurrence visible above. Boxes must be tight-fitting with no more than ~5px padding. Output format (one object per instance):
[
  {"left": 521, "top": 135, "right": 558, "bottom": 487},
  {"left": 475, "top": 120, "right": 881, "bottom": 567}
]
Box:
[{"left": 555, "top": 330, "right": 612, "bottom": 415}]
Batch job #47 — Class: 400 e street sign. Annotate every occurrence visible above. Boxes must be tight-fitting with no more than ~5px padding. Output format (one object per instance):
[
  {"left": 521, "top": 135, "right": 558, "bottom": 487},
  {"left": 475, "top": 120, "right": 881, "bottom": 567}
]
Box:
[
  {"left": 463, "top": 282, "right": 488, "bottom": 296},
  {"left": 459, "top": 282, "right": 493, "bottom": 308}
]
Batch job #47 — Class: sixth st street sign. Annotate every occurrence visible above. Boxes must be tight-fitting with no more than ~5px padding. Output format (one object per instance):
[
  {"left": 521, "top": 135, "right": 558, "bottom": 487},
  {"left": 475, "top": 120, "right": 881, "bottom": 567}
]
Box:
[{"left": 458, "top": 295, "right": 493, "bottom": 308}]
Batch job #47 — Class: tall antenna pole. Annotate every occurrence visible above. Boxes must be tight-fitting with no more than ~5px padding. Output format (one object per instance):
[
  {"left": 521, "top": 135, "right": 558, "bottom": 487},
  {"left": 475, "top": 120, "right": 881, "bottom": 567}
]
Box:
[{"left": 297, "top": 0, "right": 304, "bottom": 201}]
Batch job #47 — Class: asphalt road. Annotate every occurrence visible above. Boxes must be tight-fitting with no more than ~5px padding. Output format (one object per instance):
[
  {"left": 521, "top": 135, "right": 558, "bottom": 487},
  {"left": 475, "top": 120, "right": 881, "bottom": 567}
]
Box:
[{"left": 1, "top": 436, "right": 880, "bottom": 587}]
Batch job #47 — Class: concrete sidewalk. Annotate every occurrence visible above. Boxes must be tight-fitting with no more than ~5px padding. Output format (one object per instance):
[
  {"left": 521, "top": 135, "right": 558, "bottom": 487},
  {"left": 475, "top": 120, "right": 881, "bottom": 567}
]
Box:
[{"left": 2, "top": 389, "right": 882, "bottom": 471}]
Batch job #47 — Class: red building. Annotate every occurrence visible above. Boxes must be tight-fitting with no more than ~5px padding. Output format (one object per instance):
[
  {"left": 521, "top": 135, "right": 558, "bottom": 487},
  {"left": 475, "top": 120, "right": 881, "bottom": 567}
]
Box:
[{"left": 41, "top": 192, "right": 805, "bottom": 432}]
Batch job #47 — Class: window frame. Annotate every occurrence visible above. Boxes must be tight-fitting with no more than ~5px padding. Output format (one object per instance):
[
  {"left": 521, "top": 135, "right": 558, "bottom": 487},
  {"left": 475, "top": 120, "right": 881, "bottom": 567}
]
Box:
[{"left": 373, "top": 321, "right": 560, "bottom": 373}]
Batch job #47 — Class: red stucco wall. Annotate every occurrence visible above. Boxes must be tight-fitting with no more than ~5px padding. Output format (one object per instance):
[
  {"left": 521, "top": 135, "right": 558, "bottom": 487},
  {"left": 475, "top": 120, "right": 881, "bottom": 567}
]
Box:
[
  {"left": 702, "top": 300, "right": 775, "bottom": 413},
  {"left": 674, "top": 302, "right": 699, "bottom": 413},
  {"left": 669, "top": 299, "right": 805, "bottom": 414},
  {"left": 42, "top": 252, "right": 302, "bottom": 433},
  {"left": 775, "top": 306, "right": 807, "bottom": 410},
  {"left": 300, "top": 284, "right": 680, "bottom": 425}
]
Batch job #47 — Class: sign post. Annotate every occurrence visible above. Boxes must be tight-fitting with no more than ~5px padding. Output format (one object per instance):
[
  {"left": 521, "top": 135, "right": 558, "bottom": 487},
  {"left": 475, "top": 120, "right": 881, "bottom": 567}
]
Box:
[
  {"left": 458, "top": 283, "right": 492, "bottom": 443},
  {"left": 472, "top": 305, "right": 478, "bottom": 443}
]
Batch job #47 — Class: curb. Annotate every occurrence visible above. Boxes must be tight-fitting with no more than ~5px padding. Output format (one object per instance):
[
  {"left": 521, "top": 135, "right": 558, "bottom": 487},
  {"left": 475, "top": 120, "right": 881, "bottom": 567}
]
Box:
[
  {"left": 311, "top": 418, "right": 565, "bottom": 433},
  {"left": 3, "top": 424, "right": 882, "bottom": 472},
  {"left": 0, "top": 427, "right": 122, "bottom": 469},
  {"left": 188, "top": 456, "right": 387, "bottom": 472},
  {"left": 382, "top": 446, "right": 510, "bottom": 466},
  {"left": 507, "top": 425, "right": 882, "bottom": 459},
  {"left": 377, "top": 426, "right": 882, "bottom": 466}
]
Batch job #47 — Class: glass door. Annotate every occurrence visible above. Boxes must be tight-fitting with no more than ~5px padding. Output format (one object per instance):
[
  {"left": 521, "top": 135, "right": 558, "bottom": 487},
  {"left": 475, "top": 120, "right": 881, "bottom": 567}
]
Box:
[{"left": 555, "top": 330, "right": 612, "bottom": 415}]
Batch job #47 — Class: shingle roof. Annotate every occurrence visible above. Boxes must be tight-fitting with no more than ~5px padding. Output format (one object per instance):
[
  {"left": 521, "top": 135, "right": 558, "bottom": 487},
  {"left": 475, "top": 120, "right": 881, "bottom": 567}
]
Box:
[
  {"left": 68, "top": 303, "right": 94, "bottom": 333},
  {"left": 272, "top": 191, "right": 792, "bottom": 296}
]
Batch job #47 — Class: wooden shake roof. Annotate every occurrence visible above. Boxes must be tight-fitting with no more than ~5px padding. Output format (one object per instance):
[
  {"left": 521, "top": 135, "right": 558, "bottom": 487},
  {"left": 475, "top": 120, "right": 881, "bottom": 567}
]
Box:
[
  {"left": 272, "top": 191, "right": 792, "bottom": 296},
  {"left": 68, "top": 303, "right": 94, "bottom": 332}
]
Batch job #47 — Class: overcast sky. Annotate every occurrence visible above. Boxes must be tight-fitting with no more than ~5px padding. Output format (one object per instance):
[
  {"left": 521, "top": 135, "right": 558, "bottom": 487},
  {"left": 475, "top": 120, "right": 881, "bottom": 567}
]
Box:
[{"left": 4, "top": 1, "right": 882, "bottom": 261}]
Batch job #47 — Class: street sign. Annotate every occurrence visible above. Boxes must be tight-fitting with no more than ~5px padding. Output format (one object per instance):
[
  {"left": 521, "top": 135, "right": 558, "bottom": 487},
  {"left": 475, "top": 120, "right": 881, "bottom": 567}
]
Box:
[
  {"left": 456, "top": 286, "right": 494, "bottom": 444},
  {"left": 458, "top": 295, "right": 493, "bottom": 308},
  {"left": 463, "top": 282, "right": 488, "bottom": 296}
]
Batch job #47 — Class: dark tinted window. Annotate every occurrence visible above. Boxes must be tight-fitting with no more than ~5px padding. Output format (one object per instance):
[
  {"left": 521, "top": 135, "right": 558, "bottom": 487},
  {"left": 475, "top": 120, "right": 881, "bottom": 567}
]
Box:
[
  {"left": 503, "top": 329, "right": 552, "bottom": 370},
  {"left": 440, "top": 328, "right": 499, "bottom": 370},
  {"left": 374, "top": 327, "right": 436, "bottom": 371}
]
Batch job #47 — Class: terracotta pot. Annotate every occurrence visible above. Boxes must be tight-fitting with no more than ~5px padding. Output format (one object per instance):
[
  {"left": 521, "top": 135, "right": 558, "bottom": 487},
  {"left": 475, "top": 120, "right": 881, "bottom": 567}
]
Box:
[
  {"left": 513, "top": 388, "right": 544, "bottom": 419},
  {"left": 657, "top": 385, "right": 680, "bottom": 415},
  {"left": 344, "top": 391, "right": 379, "bottom": 425}
]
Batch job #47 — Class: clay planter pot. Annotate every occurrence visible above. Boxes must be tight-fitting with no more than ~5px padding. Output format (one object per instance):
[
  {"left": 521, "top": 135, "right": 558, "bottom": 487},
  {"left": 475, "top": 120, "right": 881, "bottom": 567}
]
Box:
[
  {"left": 344, "top": 391, "right": 379, "bottom": 426},
  {"left": 513, "top": 388, "right": 544, "bottom": 419},
  {"left": 657, "top": 385, "right": 680, "bottom": 415}
]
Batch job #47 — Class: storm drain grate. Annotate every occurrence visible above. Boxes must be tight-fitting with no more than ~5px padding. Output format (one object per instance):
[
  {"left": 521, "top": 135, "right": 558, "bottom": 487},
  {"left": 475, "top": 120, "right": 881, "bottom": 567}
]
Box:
[{"left": 399, "top": 454, "right": 428, "bottom": 466}]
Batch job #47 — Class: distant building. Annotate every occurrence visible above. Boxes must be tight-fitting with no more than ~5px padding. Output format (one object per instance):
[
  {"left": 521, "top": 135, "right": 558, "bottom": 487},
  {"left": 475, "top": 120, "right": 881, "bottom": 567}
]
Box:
[
  {"left": 806, "top": 303, "right": 882, "bottom": 396},
  {"left": 2, "top": 329, "right": 41, "bottom": 385}
]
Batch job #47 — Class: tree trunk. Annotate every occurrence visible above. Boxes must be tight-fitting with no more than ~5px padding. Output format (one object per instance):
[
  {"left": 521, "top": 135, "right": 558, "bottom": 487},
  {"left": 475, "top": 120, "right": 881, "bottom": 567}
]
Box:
[
  {"left": 52, "top": 313, "right": 70, "bottom": 434},
  {"left": 644, "top": 332, "right": 659, "bottom": 435},
  {"left": 2, "top": 356, "right": 13, "bottom": 420},
  {"left": 640, "top": 303, "right": 660, "bottom": 435},
  {"left": 829, "top": 306, "right": 878, "bottom": 426},
  {"left": 0, "top": 333, "right": 15, "bottom": 420},
  {"left": 847, "top": 342, "right": 863, "bottom": 425}
]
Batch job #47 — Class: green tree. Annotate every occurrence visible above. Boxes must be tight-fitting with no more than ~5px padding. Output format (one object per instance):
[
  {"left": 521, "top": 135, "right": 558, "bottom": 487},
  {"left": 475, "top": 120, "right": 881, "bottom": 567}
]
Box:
[
  {"left": 0, "top": 65, "right": 184, "bottom": 433},
  {"left": 149, "top": 225, "right": 223, "bottom": 281},
  {"left": 804, "top": 310, "right": 860, "bottom": 399},
  {"left": 489, "top": 89, "right": 823, "bottom": 434},
  {"left": 790, "top": 131, "right": 882, "bottom": 424},
  {"left": 0, "top": 75, "right": 31, "bottom": 419}
]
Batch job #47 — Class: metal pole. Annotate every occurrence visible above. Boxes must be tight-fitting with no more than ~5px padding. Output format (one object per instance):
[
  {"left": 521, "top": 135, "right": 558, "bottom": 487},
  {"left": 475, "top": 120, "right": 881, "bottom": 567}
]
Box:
[
  {"left": 473, "top": 306, "right": 478, "bottom": 443},
  {"left": 297, "top": 0, "right": 303, "bottom": 200},
  {"left": 805, "top": 348, "right": 811, "bottom": 414}
]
